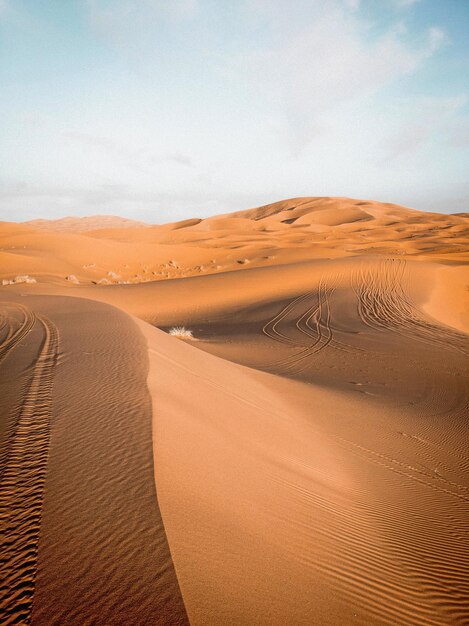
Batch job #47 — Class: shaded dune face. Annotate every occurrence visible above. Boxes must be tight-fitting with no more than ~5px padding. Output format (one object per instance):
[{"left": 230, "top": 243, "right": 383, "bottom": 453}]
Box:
[
  {"left": 140, "top": 257, "right": 469, "bottom": 625},
  {"left": 192, "top": 258, "right": 468, "bottom": 389},
  {"left": 0, "top": 305, "right": 58, "bottom": 625},
  {"left": 1, "top": 198, "right": 468, "bottom": 625},
  {"left": 0, "top": 295, "right": 188, "bottom": 626}
]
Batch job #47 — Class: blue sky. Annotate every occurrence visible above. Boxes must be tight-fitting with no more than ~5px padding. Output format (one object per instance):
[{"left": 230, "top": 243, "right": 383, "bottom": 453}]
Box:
[{"left": 1, "top": 0, "right": 468, "bottom": 221}]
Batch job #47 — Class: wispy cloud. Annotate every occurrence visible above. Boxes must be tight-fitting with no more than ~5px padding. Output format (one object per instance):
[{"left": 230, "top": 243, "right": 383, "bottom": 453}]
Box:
[
  {"left": 63, "top": 130, "right": 193, "bottom": 172},
  {"left": 0, "top": 180, "right": 255, "bottom": 222},
  {"left": 85, "top": 0, "right": 199, "bottom": 55},
  {"left": 162, "top": 153, "right": 193, "bottom": 167},
  {"left": 82, "top": 1, "right": 448, "bottom": 156},
  {"left": 1, "top": 0, "right": 467, "bottom": 219},
  {"left": 237, "top": 1, "right": 446, "bottom": 153},
  {"left": 378, "top": 96, "right": 466, "bottom": 162}
]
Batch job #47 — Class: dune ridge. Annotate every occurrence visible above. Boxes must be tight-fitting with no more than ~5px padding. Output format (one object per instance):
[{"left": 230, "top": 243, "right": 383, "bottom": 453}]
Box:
[
  {"left": 1, "top": 197, "right": 467, "bottom": 290},
  {"left": 0, "top": 295, "right": 188, "bottom": 626},
  {"left": 0, "top": 311, "right": 57, "bottom": 625},
  {"left": 24, "top": 215, "right": 149, "bottom": 232},
  {"left": 1, "top": 196, "right": 468, "bottom": 624},
  {"left": 142, "top": 315, "right": 469, "bottom": 625}
]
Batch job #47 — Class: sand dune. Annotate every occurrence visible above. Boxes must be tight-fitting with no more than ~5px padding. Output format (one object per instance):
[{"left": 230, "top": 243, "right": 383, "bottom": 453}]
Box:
[
  {"left": 25, "top": 215, "right": 149, "bottom": 232},
  {"left": 142, "top": 317, "right": 469, "bottom": 625},
  {"left": 1, "top": 197, "right": 468, "bottom": 625},
  {"left": 1, "top": 197, "right": 468, "bottom": 289},
  {"left": 0, "top": 295, "right": 188, "bottom": 625}
]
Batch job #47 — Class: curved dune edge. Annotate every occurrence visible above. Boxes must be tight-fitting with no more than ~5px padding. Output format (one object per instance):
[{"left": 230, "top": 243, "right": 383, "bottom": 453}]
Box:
[
  {"left": 1, "top": 194, "right": 468, "bottom": 625},
  {"left": 0, "top": 309, "right": 57, "bottom": 624},
  {"left": 2, "top": 254, "right": 467, "bottom": 624},
  {"left": 0, "top": 294, "right": 189, "bottom": 626},
  {"left": 422, "top": 264, "right": 469, "bottom": 334},
  {"left": 138, "top": 256, "right": 469, "bottom": 626}
]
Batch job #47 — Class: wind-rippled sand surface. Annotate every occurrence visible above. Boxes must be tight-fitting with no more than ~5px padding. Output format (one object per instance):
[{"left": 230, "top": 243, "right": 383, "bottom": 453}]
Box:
[
  {"left": 1, "top": 197, "right": 468, "bottom": 625},
  {"left": 0, "top": 297, "right": 188, "bottom": 625}
]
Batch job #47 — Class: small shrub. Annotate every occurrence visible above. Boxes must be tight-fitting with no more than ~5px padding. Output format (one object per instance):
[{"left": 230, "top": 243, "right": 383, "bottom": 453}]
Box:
[
  {"left": 2, "top": 275, "right": 37, "bottom": 286},
  {"left": 169, "top": 326, "right": 194, "bottom": 339}
]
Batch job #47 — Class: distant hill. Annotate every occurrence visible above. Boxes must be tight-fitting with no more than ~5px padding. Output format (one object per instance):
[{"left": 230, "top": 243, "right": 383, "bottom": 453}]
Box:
[
  {"left": 1, "top": 197, "right": 465, "bottom": 288},
  {"left": 24, "top": 215, "right": 149, "bottom": 233}
]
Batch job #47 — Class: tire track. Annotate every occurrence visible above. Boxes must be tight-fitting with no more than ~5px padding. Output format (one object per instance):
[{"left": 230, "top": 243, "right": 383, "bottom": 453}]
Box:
[
  {"left": 352, "top": 259, "right": 469, "bottom": 420},
  {"left": 353, "top": 259, "right": 469, "bottom": 356},
  {"left": 262, "top": 281, "right": 328, "bottom": 373},
  {"left": 280, "top": 277, "right": 334, "bottom": 374},
  {"left": 262, "top": 291, "right": 315, "bottom": 345},
  {"left": 0, "top": 303, "right": 37, "bottom": 364},
  {"left": 0, "top": 315, "right": 58, "bottom": 626},
  {"left": 29, "top": 300, "right": 189, "bottom": 626},
  {"left": 263, "top": 276, "right": 357, "bottom": 374}
]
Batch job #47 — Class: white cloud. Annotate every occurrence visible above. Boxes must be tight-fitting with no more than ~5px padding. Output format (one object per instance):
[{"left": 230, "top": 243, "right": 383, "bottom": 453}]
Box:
[
  {"left": 83, "top": 0, "right": 447, "bottom": 158},
  {"left": 446, "top": 122, "right": 469, "bottom": 148},
  {"left": 62, "top": 130, "right": 193, "bottom": 173},
  {"left": 427, "top": 26, "right": 446, "bottom": 51},
  {"left": 378, "top": 96, "right": 467, "bottom": 162},
  {"left": 236, "top": 1, "right": 445, "bottom": 153},
  {"left": 2, "top": 0, "right": 464, "bottom": 220},
  {"left": 344, "top": 0, "right": 360, "bottom": 9},
  {"left": 85, "top": 0, "right": 198, "bottom": 44},
  {"left": 0, "top": 180, "right": 256, "bottom": 222}
]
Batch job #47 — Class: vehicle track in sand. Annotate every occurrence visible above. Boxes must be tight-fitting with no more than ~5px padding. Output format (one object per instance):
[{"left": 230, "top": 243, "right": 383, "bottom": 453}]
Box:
[
  {"left": 0, "top": 303, "right": 37, "bottom": 365},
  {"left": 262, "top": 275, "right": 361, "bottom": 375},
  {"left": 352, "top": 258, "right": 469, "bottom": 421},
  {"left": 352, "top": 259, "right": 468, "bottom": 357},
  {"left": 0, "top": 313, "right": 58, "bottom": 626}
]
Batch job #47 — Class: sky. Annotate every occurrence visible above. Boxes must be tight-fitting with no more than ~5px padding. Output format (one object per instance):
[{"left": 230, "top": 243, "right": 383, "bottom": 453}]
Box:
[{"left": 0, "top": 0, "right": 468, "bottom": 222}]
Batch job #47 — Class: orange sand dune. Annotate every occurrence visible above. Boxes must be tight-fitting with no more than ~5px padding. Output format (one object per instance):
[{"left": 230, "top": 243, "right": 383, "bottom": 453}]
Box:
[
  {"left": 1, "top": 197, "right": 468, "bottom": 289},
  {"left": 25, "top": 214, "right": 148, "bottom": 232},
  {"left": 1, "top": 197, "right": 468, "bottom": 625},
  {"left": 0, "top": 294, "right": 188, "bottom": 625}
]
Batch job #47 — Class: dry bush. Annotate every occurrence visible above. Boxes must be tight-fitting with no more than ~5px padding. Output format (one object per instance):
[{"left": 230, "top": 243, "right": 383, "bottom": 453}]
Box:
[{"left": 168, "top": 326, "right": 194, "bottom": 339}]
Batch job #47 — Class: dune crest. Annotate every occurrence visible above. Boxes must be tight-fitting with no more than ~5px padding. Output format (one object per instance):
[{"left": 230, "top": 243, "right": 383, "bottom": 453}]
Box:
[
  {"left": 1, "top": 196, "right": 468, "bottom": 625},
  {"left": 0, "top": 197, "right": 467, "bottom": 290}
]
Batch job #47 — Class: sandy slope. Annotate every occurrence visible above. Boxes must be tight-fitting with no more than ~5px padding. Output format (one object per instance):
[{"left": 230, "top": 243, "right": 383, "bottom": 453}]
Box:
[
  {"left": 1, "top": 197, "right": 468, "bottom": 625},
  {"left": 25, "top": 215, "right": 148, "bottom": 232},
  {"left": 142, "top": 319, "right": 469, "bottom": 625},
  {"left": 0, "top": 295, "right": 188, "bottom": 625},
  {"left": 1, "top": 197, "right": 468, "bottom": 288},
  {"left": 138, "top": 256, "right": 468, "bottom": 624}
]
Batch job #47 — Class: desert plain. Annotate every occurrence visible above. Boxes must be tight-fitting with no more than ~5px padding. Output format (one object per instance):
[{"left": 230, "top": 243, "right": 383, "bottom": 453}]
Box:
[{"left": 1, "top": 196, "right": 468, "bottom": 625}]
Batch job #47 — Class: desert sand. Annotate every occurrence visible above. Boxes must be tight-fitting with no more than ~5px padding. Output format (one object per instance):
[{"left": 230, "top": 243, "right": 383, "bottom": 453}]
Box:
[{"left": 1, "top": 197, "right": 468, "bottom": 625}]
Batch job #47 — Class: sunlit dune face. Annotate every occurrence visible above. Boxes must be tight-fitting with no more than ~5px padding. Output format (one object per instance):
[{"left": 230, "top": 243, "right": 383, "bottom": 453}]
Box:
[
  {"left": 1, "top": 197, "right": 468, "bottom": 291},
  {"left": 1, "top": 197, "right": 468, "bottom": 625}
]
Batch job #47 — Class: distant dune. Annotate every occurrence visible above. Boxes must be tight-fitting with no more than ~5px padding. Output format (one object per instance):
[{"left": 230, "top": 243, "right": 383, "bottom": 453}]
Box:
[
  {"left": 0, "top": 197, "right": 467, "bottom": 290},
  {"left": 1, "top": 197, "right": 468, "bottom": 625},
  {"left": 24, "top": 214, "right": 149, "bottom": 232}
]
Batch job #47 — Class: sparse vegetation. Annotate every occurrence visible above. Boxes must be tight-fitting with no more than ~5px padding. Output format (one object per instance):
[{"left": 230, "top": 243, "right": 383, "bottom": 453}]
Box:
[
  {"left": 2, "top": 275, "right": 37, "bottom": 286},
  {"left": 169, "top": 326, "right": 194, "bottom": 339}
]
